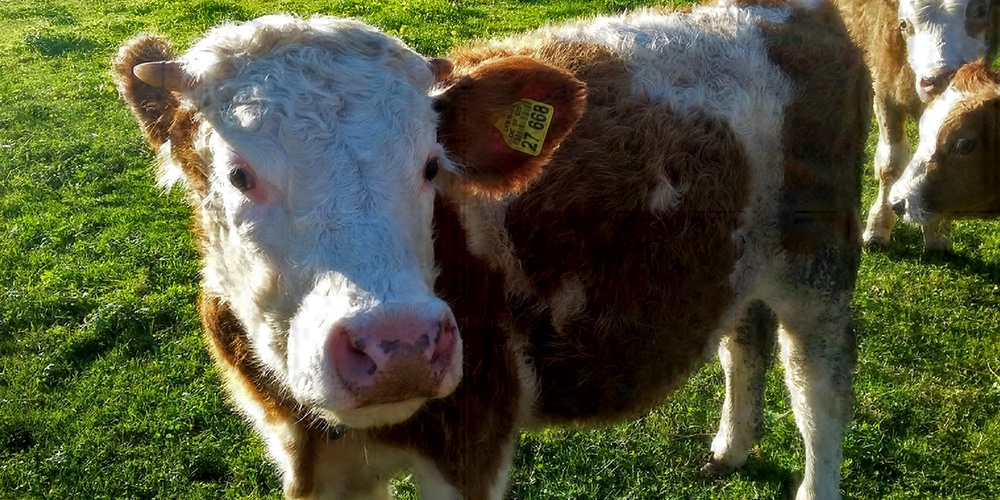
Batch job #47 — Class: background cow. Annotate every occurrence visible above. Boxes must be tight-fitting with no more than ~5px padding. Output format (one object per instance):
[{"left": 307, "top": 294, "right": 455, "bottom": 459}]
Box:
[
  {"left": 831, "top": 0, "right": 1000, "bottom": 250},
  {"left": 114, "top": 1, "right": 868, "bottom": 498},
  {"left": 890, "top": 62, "right": 1000, "bottom": 230}
]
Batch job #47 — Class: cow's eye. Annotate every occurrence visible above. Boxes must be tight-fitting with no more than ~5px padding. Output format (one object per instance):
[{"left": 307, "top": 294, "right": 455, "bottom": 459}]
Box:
[
  {"left": 950, "top": 138, "right": 978, "bottom": 155},
  {"left": 899, "top": 19, "right": 914, "bottom": 36},
  {"left": 228, "top": 167, "right": 256, "bottom": 192},
  {"left": 424, "top": 158, "right": 439, "bottom": 182}
]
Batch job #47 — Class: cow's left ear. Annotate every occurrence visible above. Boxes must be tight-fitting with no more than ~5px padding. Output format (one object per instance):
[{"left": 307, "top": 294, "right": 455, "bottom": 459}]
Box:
[{"left": 434, "top": 56, "right": 586, "bottom": 195}]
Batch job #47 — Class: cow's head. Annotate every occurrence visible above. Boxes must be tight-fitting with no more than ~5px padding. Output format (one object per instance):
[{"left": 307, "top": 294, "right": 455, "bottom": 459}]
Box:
[
  {"left": 114, "top": 15, "right": 585, "bottom": 428},
  {"left": 890, "top": 62, "right": 1000, "bottom": 223},
  {"left": 898, "top": 0, "right": 1000, "bottom": 100}
]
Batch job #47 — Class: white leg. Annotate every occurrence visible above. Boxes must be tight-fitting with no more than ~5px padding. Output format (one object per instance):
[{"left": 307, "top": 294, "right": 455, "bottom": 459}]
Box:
[
  {"left": 864, "top": 99, "right": 910, "bottom": 247},
  {"left": 921, "top": 216, "right": 953, "bottom": 252},
  {"left": 703, "top": 301, "right": 776, "bottom": 477},
  {"left": 772, "top": 295, "right": 855, "bottom": 500}
]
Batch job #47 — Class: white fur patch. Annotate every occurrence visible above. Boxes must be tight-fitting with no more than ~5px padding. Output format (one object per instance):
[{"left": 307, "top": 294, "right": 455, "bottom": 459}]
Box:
[
  {"left": 889, "top": 85, "right": 970, "bottom": 220},
  {"left": 547, "top": 4, "right": 792, "bottom": 259},
  {"left": 167, "top": 15, "right": 455, "bottom": 426},
  {"left": 899, "top": 0, "right": 991, "bottom": 101}
]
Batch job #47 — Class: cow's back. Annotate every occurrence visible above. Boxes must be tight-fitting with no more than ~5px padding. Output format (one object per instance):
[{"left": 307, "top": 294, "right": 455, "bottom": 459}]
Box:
[{"left": 445, "top": 3, "right": 867, "bottom": 424}]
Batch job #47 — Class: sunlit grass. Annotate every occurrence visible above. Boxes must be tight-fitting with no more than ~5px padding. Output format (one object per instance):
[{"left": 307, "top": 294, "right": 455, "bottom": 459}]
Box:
[{"left": 2, "top": 0, "right": 999, "bottom": 498}]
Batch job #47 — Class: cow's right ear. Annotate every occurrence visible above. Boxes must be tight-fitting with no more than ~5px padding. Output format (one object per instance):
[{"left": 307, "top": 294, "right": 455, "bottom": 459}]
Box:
[
  {"left": 434, "top": 56, "right": 586, "bottom": 196},
  {"left": 112, "top": 34, "right": 184, "bottom": 149}
]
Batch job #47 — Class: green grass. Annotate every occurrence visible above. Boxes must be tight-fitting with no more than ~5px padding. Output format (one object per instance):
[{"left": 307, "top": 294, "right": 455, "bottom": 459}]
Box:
[{"left": 2, "top": 0, "right": 999, "bottom": 498}]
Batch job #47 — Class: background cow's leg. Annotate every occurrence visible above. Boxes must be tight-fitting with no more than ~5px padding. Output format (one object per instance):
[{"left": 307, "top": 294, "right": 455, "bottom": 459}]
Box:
[
  {"left": 702, "top": 300, "right": 777, "bottom": 478},
  {"left": 770, "top": 292, "right": 856, "bottom": 500},
  {"left": 921, "top": 216, "right": 953, "bottom": 252},
  {"left": 864, "top": 97, "right": 911, "bottom": 247}
]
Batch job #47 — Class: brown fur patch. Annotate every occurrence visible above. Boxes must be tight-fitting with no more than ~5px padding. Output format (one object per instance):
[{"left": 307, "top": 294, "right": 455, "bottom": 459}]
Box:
[
  {"left": 113, "top": 34, "right": 210, "bottom": 196},
  {"left": 762, "top": 4, "right": 868, "bottom": 272},
  {"left": 950, "top": 61, "right": 1000, "bottom": 94},
  {"left": 199, "top": 295, "right": 321, "bottom": 494},
  {"left": 446, "top": 40, "right": 752, "bottom": 423},
  {"left": 113, "top": 34, "right": 178, "bottom": 148},
  {"left": 200, "top": 296, "right": 298, "bottom": 425},
  {"left": 830, "top": 0, "right": 922, "bottom": 121}
]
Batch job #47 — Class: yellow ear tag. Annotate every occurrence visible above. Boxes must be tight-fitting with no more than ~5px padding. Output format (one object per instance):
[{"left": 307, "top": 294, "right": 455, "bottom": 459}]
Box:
[{"left": 492, "top": 98, "right": 554, "bottom": 156}]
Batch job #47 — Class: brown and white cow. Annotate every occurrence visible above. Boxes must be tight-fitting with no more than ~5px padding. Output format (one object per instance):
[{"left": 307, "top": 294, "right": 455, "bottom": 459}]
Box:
[
  {"left": 890, "top": 62, "right": 1000, "bottom": 232},
  {"left": 831, "top": 0, "right": 1000, "bottom": 250},
  {"left": 113, "top": 1, "right": 869, "bottom": 498}
]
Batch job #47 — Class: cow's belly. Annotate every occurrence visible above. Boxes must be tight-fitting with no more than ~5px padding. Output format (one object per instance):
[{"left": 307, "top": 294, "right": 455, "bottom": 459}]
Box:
[
  {"left": 506, "top": 196, "right": 746, "bottom": 423},
  {"left": 520, "top": 289, "right": 738, "bottom": 424}
]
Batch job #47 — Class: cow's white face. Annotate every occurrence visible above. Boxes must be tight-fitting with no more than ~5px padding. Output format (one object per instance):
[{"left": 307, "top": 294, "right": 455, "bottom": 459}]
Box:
[
  {"left": 120, "top": 14, "right": 587, "bottom": 429},
  {"left": 159, "top": 16, "right": 461, "bottom": 428},
  {"left": 890, "top": 64, "right": 1000, "bottom": 221},
  {"left": 899, "top": 0, "right": 993, "bottom": 101}
]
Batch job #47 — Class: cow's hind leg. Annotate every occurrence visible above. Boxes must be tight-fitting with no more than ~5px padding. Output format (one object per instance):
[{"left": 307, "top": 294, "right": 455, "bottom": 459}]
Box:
[
  {"left": 769, "top": 291, "right": 856, "bottom": 500},
  {"left": 702, "top": 300, "right": 777, "bottom": 477},
  {"left": 921, "top": 216, "right": 953, "bottom": 253}
]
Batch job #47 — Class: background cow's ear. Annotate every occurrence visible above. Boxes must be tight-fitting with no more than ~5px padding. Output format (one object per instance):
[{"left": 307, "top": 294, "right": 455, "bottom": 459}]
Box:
[
  {"left": 435, "top": 56, "right": 586, "bottom": 196},
  {"left": 113, "top": 34, "right": 182, "bottom": 149}
]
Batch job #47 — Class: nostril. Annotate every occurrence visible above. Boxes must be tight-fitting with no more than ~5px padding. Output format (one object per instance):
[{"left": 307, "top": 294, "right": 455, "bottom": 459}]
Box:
[
  {"left": 892, "top": 200, "right": 907, "bottom": 217},
  {"left": 920, "top": 70, "right": 956, "bottom": 95},
  {"left": 330, "top": 327, "right": 379, "bottom": 389},
  {"left": 429, "top": 314, "right": 457, "bottom": 371},
  {"left": 919, "top": 77, "right": 940, "bottom": 94}
]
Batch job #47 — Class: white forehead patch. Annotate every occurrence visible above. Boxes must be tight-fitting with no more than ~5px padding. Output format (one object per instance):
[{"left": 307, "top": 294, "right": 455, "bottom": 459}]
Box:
[
  {"left": 916, "top": 85, "right": 971, "bottom": 158},
  {"left": 900, "top": 0, "right": 990, "bottom": 82},
  {"left": 889, "top": 83, "right": 972, "bottom": 218}
]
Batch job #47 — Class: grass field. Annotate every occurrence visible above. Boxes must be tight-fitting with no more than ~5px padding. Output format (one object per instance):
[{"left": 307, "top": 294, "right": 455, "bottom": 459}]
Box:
[{"left": 2, "top": 0, "right": 1000, "bottom": 498}]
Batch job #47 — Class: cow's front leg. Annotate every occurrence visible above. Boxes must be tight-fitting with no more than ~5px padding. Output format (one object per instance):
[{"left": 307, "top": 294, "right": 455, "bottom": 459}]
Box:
[
  {"left": 864, "top": 97, "right": 910, "bottom": 247},
  {"left": 306, "top": 431, "right": 408, "bottom": 500},
  {"left": 257, "top": 417, "right": 403, "bottom": 499},
  {"left": 703, "top": 300, "right": 777, "bottom": 477},
  {"left": 410, "top": 432, "right": 518, "bottom": 500},
  {"left": 771, "top": 293, "right": 856, "bottom": 500},
  {"left": 403, "top": 344, "right": 529, "bottom": 499}
]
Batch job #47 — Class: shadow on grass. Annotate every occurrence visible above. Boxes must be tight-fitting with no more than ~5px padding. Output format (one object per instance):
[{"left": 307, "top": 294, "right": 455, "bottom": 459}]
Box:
[
  {"left": 178, "top": 0, "right": 253, "bottom": 26},
  {"left": 0, "top": 423, "right": 36, "bottom": 456},
  {"left": 730, "top": 457, "right": 800, "bottom": 499},
  {"left": 40, "top": 304, "right": 159, "bottom": 388},
  {"left": 24, "top": 32, "right": 97, "bottom": 57},
  {"left": 934, "top": 251, "right": 1000, "bottom": 285},
  {"left": 867, "top": 222, "right": 1000, "bottom": 286}
]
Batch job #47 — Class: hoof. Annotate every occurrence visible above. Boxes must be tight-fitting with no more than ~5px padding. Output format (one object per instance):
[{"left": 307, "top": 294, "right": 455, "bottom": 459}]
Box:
[
  {"left": 862, "top": 233, "right": 891, "bottom": 249},
  {"left": 700, "top": 457, "right": 738, "bottom": 479},
  {"left": 923, "top": 243, "right": 954, "bottom": 254},
  {"left": 923, "top": 235, "right": 954, "bottom": 254}
]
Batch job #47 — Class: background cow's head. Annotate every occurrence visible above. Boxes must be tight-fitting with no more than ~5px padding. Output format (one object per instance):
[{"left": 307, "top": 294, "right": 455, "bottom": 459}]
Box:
[
  {"left": 898, "top": 0, "right": 1000, "bottom": 100},
  {"left": 890, "top": 62, "right": 1000, "bottom": 223},
  {"left": 114, "top": 15, "right": 584, "bottom": 428}
]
